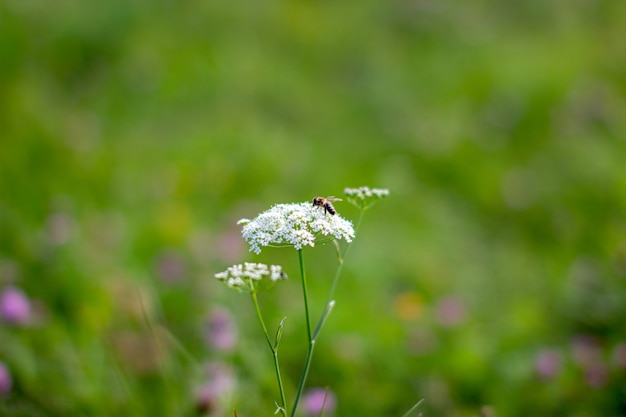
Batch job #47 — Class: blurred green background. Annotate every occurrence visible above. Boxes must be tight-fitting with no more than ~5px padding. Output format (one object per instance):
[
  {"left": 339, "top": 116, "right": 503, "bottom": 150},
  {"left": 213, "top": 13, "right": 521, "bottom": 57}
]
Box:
[{"left": 1, "top": 0, "right": 626, "bottom": 416}]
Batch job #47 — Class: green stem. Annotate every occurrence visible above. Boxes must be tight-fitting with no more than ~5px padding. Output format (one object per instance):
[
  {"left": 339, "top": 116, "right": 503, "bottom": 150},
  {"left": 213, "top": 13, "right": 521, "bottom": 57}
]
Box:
[
  {"left": 250, "top": 288, "right": 288, "bottom": 417},
  {"left": 319, "top": 208, "right": 365, "bottom": 317},
  {"left": 298, "top": 249, "right": 312, "bottom": 343},
  {"left": 291, "top": 249, "right": 314, "bottom": 417},
  {"left": 400, "top": 399, "right": 425, "bottom": 417},
  {"left": 291, "top": 209, "right": 367, "bottom": 417}
]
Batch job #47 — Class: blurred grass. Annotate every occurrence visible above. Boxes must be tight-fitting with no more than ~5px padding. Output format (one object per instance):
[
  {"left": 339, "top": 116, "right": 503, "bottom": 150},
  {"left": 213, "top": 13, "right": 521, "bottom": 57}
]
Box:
[{"left": 1, "top": 0, "right": 626, "bottom": 416}]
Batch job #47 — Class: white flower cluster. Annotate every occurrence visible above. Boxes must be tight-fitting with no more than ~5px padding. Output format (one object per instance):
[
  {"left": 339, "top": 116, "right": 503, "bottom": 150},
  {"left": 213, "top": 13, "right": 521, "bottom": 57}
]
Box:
[
  {"left": 344, "top": 186, "right": 390, "bottom": 200},
  {"left": 214, "top": 262, "right": 287, "bottom": 290},
  {"left": 238, "top": 202, "right": 355, "bottom": 254}
]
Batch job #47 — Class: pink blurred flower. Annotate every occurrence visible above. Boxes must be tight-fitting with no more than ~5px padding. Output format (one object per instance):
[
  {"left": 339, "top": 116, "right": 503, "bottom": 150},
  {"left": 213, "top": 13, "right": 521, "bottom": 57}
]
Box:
[
  {"left": 0, "top": 361, "right": 12, "bottom": 394},
  {"left": 216, "top": 228, "right": 245, "bottom": 263},
  {"left": 301, "top": 388, "right": 336, "bottom": 416},
  {"left": 205, "top": 308, "right": 238, "bottom": 352},
  {"left": 571, "top": 335, "right": 609, "bottom": 388},
  {"left": 435, "top": 296, "right": 466, "bottom": 327},
  {"left": 571, "top": 334, "right": 601, "bottom": 366},
  {"left": 0, "top": 286, "right": 31, "bottom": 325},
  {"left": 154, "top": 250, "right": 187, "bottom": 282},
  {"left": 584, "top": 361, "right": 609, "bottom": 388},
  {"left": 195, "top": 362, "right": 236, "bottom": 415},
  {"left": 534, "top": 348, "right": 562, "bottom": 380}
]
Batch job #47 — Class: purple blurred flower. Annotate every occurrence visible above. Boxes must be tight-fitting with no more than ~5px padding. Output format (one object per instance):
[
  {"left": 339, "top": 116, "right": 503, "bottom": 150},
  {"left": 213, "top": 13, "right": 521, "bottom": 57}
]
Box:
[
  {"left": 534, "top": 348, "right": 562, "bottom": 380},
  {"left": 0, "top": 361, "right": 12, "bottom": 394},
  {"left": 435, "top": 296, "right": 466, "bottom": 327},
  {"left": 195, "top": 362, "right": 236, "bottom": 414},
  {"left": 154, "top": 250, "right": 187, "bottom": 282},
  {"left": 571, "top": 335, "right": 609, "bottom": 388},
  {"left": 301, "top": 388, "right": 336, "bottom": 416},
  {"left": 205, "top": 308, "right": 238, "bottom": 352},
  {"left": 0, "top": 286, "right": 31, "bottom": 325},
  {"left": 571, "top": 334, "right": 601, "bottom": 366},
  {"left": 584, "top": 361, "right": 609, "bottom": 388},
  {"left": 216, "top": 228, "right": 245, "bottom": 263}
]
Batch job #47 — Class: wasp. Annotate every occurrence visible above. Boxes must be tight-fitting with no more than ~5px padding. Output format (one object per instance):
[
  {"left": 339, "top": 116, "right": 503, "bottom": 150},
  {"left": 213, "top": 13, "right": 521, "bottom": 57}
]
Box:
[{"left": 312, "top": 196, "right": 342, "bottom": 215}]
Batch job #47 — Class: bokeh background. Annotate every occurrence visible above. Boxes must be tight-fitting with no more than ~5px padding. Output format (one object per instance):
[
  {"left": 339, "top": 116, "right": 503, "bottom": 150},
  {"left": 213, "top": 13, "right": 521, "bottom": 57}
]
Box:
[{"left": 1, "top": 0, "right": 626, "bottom": 416}]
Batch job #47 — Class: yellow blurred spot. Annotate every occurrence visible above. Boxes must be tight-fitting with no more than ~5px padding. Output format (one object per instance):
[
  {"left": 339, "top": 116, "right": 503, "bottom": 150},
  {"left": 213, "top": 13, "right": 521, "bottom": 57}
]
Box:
[
  {"left": 77, "top": 288, "right": 112, "bottom": 332},
  {"left": 156, "top": 203, "right": 193, "bottom": 243},
  {"left": 394, "top": 292, "right": 424, "bottom": 321}
]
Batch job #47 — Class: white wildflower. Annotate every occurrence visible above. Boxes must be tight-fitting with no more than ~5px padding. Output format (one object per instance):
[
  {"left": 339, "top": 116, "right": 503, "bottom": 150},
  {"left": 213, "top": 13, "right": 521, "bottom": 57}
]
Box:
[
  {"left": 215, "top": 263, "right": 287, "bottom": 291},
  {"left": 227, "top": 277, "right": 245, "bottom": 288},
  {"left": 344, "top": 186, "right": 390, "bottom": 201},
  {"left": 240, "top": 202, "right": 355, "bottom": 254},
  {"left": 270, "top": 265, "right": 286, "bottom": 282}
]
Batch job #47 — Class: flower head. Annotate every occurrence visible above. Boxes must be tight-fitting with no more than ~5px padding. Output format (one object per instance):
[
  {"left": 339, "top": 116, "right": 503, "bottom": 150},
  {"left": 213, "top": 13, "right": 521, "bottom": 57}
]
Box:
[
  {"left": 344, "top": 186, "right": 389, "bottom": 200},
  {"left": 301, "top": 387, "right": 337, "bottom": 416},
  {"left": 195, "top": 362, "right": 236, "bottom": 414},
  {"left": 344, "top": 186, "right": 389, "bottom": 209},
  {"left": 0, "top": 286, "right": 32, "bottom": 325},
  {"left": 534, "top": 348, "right": 562, "bottom": 380},
  {"left": 238, "top": 202, "right": 355, "bottom": 254},
  {"left": 215, "top": 262, "right": 287, "bottom": 292},
  {"left": 205, "top": 308, "right": 238, "bottom": 352}
]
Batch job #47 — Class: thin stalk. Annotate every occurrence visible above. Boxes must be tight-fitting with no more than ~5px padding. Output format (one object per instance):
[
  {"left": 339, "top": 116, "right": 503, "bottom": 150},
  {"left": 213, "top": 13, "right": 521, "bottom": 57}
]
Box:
[
  {"left": 400, "top": 399, "right": 425, "bottom": 417},
  {"left": 139, "top": 287, "right": 181, "bottom": 415},
  {"left": 250, "top": 288, "right": 288, "bottom": 417},
  {"left": 291, "top": 249, "right": 314, "bottom": 417},
  {"left": 298, "top": 249, "right": 312, "bottom": 343},
  {"left": 320, "top": 207, "right": 365, "bottom": 316},
  {"left": 292, "top": 208, "right": 368, "bottom": 417}
]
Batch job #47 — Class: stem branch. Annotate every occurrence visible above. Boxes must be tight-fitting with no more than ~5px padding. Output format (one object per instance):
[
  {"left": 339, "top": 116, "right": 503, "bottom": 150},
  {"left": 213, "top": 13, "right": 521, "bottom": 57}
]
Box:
[
  {"left": 291, "top": 208, "right": 367, "bottom": 417},
  {"left": 250, "top": 288, "right": 288, "bottom": 417},
  {"left": 291, "top": 250, "right": 314, "bottom": 417}
]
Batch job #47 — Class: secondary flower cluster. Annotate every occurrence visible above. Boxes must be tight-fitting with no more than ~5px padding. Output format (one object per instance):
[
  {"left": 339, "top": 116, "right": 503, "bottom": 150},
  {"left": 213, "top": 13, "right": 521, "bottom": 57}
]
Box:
[
  {"left": 215, "top": 263, "right": 287, "bottom": 291},
  {"left": 343, "top": 186, "right": 389, "bottom": 200},
  {"left": 238, "top": 202, "right": 355, "bottom": 254},
  {"left": 343, "top": 186, "right": 389, "bottom": 210}
]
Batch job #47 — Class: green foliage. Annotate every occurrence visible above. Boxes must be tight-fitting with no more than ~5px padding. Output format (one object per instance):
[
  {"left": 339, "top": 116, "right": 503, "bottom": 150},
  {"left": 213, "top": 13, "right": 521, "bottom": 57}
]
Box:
[{"left": 1, "top": 0, "right": 626, "bottom": 416}]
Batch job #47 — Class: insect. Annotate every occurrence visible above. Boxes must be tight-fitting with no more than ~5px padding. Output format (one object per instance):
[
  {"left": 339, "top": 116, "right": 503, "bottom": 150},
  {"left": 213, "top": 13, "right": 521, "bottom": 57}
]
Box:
[{"left": 312, "top": 196, "right": 342, "bottom": 215}]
